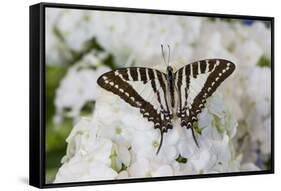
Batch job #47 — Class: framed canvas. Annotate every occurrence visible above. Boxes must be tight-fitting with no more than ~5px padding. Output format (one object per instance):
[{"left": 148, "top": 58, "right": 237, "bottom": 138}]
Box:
[{"left": 29, "top": 2, "right": 274, "bottom": 188}]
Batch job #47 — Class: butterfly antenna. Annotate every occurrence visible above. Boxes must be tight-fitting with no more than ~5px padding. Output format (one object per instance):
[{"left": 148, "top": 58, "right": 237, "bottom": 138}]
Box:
[
  {"left": 161, "top": 44, "right": 168, "bottom": 66},
  {"left": 191, "top": 128, "right": 200, "bottom": 148},
  {"left": 167, "top": 44, "right": 170, "bottom": 66},
  {"left": 156, "top": 130, "right": 164, "bottom": 155}
]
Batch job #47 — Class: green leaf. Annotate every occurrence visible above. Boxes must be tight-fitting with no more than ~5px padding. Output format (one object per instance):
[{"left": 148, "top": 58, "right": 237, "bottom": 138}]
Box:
[
  {"left": 110, "top": 148, "right": 118, "bottom": 171},
  {"left": 80, "top": 101, "right": 95, "bottom": 116},
  {"left": 70, "top": 37, "right": 104, "bottom": 65},
  {"left": 212, "top": 115, "right": 225, "bottom": 133},
  {"left": 265, "top": 157, "right": 272, "bottom": 170},
  {"left": 46, "top": 168, "right": 59, "bottom": 184},
  {"left": 45, "top": 65, "right": 68, "bottom": 121},
  {"left": 45, "top": 119, "right": 73, "bottom": 183},
  {"left": 118, "top": 163, "right": 128, "bottom": 173},
  {"left": 103, "top": 54, "right": 116, "bottom": 70},
  {"left": 53, "top": 25, "right": 66, "bottom": 43},
  {"left": 46, "top": 118, "right": 72, "bottom": 152},
  {"left": 257, "top": 55, "right": 271, "bottom": 68},
  {"left": 193, "top": 121, "right": 202, "bottom": 135},
  {"left": 176, "top": 154, "right": 188, "bottom": 164}
]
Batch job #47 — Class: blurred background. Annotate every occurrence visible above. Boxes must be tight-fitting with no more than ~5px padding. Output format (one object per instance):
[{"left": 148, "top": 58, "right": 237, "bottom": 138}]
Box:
[{"left": 45, "top": 8, "right": 271, "bottom": 183}]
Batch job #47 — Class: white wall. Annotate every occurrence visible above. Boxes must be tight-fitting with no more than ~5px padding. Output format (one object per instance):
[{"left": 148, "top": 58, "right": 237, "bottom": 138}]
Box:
[{"left": 0, "top": 0, "right": 278, "bottom": 190}]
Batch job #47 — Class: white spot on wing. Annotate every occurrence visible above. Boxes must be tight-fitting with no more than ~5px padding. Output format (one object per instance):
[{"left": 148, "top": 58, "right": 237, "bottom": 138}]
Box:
[
  {"left": 216, "top": 60, "right": 220, "bottom": 66},
  {"left": 114, "top": 71, "right": 119, "bottom": 76}
]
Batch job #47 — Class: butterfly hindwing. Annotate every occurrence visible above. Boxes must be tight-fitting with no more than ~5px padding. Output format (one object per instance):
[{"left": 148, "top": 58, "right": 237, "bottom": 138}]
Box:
[{"left": 175, "top": 59, "right": 235, "bottom": 132}]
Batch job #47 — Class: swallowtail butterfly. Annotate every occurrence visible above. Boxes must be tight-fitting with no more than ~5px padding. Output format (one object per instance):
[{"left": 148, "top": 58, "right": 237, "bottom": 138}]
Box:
[{"left": 97, "top": 45, "right": 235, "bottom": 154}]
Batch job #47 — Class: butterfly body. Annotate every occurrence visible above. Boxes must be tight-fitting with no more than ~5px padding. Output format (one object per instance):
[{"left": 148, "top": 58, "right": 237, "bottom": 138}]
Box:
[
  {"left": 166, "top": 66, "right": 176, "bottom": 110},
  {"left": 97, "top": 59, "right": 235, "bottom": 154}
]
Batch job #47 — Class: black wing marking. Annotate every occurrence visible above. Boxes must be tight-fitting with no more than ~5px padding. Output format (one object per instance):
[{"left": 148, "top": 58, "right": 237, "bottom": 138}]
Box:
[
  {"left": 174, "top": 59, "right": 235, "bottom": 145},
  {"left": 97, "top": 67, "right": 173, "bottom": 154}
]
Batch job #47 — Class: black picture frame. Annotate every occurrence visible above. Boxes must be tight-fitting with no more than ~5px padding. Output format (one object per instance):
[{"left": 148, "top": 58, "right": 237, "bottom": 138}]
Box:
[{"left": 29, "top": 2, "right": 275, "bottom": 189}]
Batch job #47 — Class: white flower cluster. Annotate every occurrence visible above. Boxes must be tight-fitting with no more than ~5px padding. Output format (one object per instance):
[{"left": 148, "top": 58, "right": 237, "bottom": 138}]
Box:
[
  {"left": 54, "top": 50, "right": 110, "bottom": 124},
  {"left": 55, "top": 92, "right": 259, "bottom": 183},
  {"left": 46, "top": 9, "right": 202, "bottom": 67},
  {"left": 45, "top": 8, "right": 272, "bottom": 182}
]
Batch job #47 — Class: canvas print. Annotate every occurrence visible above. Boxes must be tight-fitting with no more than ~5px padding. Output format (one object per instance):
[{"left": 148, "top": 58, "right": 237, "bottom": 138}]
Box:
[{"left": 44, "top": 7, "right": 272, "bottom": 184}]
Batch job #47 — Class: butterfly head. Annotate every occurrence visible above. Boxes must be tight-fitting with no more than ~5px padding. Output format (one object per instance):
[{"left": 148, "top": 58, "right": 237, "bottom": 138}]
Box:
[
  {"left": 167, "top": 65, "right": 173, "bottom": 71},
  {"left": 167, "top": 66, "right": 173, "bottom": 74}
]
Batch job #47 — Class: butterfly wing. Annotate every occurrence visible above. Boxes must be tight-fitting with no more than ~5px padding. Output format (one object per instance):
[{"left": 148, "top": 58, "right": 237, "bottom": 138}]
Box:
[
  {"left": 174, "top": 59, "right": 235, "bottom": 145},
  {"left": 97, "top": 67, "right": 173, "bottom": 153}
]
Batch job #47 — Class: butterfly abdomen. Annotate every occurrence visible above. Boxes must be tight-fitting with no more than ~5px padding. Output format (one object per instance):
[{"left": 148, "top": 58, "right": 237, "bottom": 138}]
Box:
[{"left": 167, "top": 66, "right": 176, "bottom": 109}]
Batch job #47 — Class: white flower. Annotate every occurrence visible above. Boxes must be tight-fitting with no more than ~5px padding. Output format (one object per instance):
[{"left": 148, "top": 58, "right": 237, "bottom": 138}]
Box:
[
  {"left": 246, "top": 66, "right": 271, "bottom": 118},
  {"left": 129, "top": 158, "right": 173, "bottom": 178},
  {"left": 237, "top": 66, "right": 271, "bottom": 164},
  {"left": 188, "top": 19, "right": 271, "bottom": 166},
  {"left": 46, "top": 8, "right": 203, "bottom": 67},
  {"left": 88, "top": 12, "right": 203, "bottom": 67},
  {"left": 45, "top": 8, "right": 62, "bottom": 65},
  {"left": 248, "top": 22, "right": 271, "bottom": 57},
  {"left": 54, "top": 51, "right": 111, "bottom": 124},
  {"left": 54, "top": 118, "right": 117, "bottom": 183}
]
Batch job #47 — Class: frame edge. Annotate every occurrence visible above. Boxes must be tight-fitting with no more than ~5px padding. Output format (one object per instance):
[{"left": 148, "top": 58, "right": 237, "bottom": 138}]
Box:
[{"left": 29, "top": 3, "right": 44, "bottom": 188}]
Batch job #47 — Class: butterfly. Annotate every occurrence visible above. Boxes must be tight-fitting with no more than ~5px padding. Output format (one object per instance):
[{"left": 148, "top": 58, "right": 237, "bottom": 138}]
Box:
[{"left": 97, "top": 45, "right": 235, "bottom": 154}]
